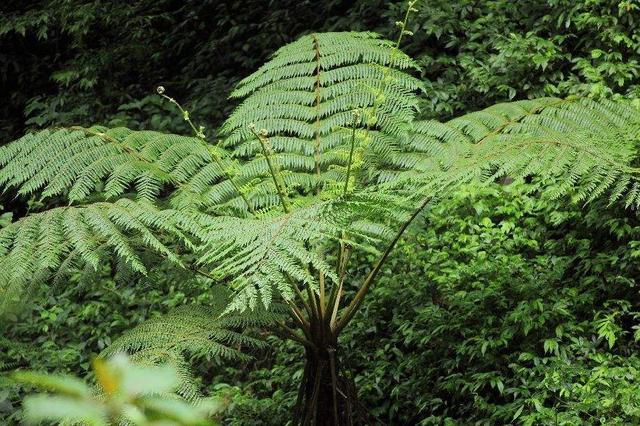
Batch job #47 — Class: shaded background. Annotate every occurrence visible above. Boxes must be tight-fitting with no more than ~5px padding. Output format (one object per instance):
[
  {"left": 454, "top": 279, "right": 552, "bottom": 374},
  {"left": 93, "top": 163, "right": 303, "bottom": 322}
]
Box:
[{"left": 2, "top": 0, "right": 639, "bottom": 142}]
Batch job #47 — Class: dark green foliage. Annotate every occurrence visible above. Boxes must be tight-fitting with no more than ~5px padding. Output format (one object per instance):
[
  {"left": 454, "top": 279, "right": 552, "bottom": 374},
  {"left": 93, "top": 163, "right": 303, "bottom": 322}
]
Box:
[
  {"left": 3, "top": 0, "right": 639, "bottom": 142},
  {"left": 0, "top": 0, "right": 375, "bottom": 140},
  {"left": 398, "top": 0, "right": 640, "bottom": 117},
  {"left": 347, "top": 183, "right": 640, "bottom": 424}
]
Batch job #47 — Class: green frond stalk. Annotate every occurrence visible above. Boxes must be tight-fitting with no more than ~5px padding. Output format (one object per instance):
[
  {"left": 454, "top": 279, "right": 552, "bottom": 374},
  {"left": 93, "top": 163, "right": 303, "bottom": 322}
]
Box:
[
  {"left": 343, "top": 110, "right": 360, "bottom": 195},
  {"left": 249, "top": 125, "right": 291, "bottom": 213},
  {"left": 158, "top": 88, "right": 257, "bottom": 216}
]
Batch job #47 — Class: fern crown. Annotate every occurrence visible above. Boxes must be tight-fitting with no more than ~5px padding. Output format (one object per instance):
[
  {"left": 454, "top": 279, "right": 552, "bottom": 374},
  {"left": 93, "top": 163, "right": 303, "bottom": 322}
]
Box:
[{"left": 1, "top": 31, "right": 640, "bottom": 318}]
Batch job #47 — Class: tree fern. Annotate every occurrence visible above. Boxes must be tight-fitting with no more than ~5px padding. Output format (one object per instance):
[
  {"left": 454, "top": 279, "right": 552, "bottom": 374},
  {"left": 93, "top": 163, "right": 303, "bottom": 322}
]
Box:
[
  {"left": 3, "top": 16, "right": 640, "bottom": 423},
  {"left": 0, "top": 31, "right": 425, "bottom": 294}
]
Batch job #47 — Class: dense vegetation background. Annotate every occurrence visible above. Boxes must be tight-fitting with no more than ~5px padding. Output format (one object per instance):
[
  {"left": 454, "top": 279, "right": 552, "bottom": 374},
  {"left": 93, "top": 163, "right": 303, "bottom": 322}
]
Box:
[{"left": 1, "top": 0, "right": 640, "bottom": 424}]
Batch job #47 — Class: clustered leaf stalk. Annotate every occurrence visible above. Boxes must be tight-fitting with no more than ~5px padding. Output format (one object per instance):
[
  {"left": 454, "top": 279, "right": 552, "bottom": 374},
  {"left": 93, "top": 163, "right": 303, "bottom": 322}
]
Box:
[
  {"left": 320, "top": 8, "right": 423, "bottom": 335},
  {"left": 227, "top": 4, "right": 426, "bottom": 422}
]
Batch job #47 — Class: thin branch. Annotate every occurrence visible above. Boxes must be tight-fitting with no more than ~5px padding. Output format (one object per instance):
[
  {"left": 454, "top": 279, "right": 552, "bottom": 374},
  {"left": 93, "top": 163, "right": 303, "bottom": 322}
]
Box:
[
  {"left": 157, "top": 89, "right": 256, "bottom": 216},
  {"left": 335, "top": 196, "right": 431, "bottom": 333},
  {"left": 328, "top": 242, "right": 351, "bottom": 330},
  {"left": 285, "top": 299, "right": 311, "bottom": 332},
  {"left": 306, "top": 284, "right": 321, "bottom": 323},
  {"left": 318, "top": 270, "right": 326, "bottom": 318},
  {"left": 289, "top": 277, "right": 314, "bottom": 319}
]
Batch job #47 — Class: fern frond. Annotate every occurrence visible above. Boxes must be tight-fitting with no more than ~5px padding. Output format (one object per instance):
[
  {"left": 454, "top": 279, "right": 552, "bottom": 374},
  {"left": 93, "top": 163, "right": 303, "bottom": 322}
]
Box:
[
  {"left": 197, "top": 192, "right": 409, "bottom": 311},
  {"left": 220, "top": 31, "right": 424, "bottom": 209},
  {"left": 0, "top": 126, "right": 219, "bottom": 205},
  {"left": 103, "top": 287, "right": 284, "bottom": 399},
  {"left": 393, "top": 97, "right": 640, "bottom": 208},
  {"left": 0, "top": 199, "right": 206, "bottom": 314}
]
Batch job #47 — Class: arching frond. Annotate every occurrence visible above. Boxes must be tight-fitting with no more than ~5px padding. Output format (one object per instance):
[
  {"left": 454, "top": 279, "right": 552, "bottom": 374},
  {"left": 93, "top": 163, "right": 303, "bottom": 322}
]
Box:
[
  {"left": 0, "top": 199, "right": 206, "bottom": 314},
  {"left": 103, "top": 287, "right": 285, "bottom": 399},
  {"left": 392, "top": 97, "right": 640, "bottom": 208},
  {"left": 0, "top": 126, "right": 222, "bottom": 205}
]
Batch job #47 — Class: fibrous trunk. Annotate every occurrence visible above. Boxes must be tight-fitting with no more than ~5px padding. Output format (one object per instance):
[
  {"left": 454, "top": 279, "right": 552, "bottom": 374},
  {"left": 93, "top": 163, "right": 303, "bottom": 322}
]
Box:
[{"left": 294, "top": 343, "right": 371, "bottom": 425}]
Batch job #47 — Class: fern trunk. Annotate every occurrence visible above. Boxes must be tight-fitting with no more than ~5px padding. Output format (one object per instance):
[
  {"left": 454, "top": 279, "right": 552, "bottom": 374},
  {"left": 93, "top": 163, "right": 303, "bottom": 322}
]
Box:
[{"left": 294, "top": 332, "right": 373, "bottom": 426}]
